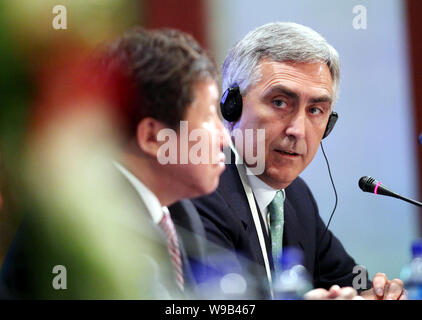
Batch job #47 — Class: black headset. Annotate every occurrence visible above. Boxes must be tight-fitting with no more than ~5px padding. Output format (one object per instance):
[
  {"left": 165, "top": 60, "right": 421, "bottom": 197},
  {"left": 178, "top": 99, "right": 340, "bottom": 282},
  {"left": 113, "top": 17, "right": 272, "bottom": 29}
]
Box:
[{"left": 220, "top": 86, "right": 338, "bottom": 139}]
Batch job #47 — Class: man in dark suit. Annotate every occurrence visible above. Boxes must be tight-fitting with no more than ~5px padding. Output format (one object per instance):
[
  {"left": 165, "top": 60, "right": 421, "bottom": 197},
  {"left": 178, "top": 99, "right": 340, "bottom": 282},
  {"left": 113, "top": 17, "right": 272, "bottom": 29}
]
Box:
[
  {"left": 0, "top": 28, "right": 228, "bottom": 299},
  {"left": 192, "top": 22, "right": 406, "bottom": 300}
]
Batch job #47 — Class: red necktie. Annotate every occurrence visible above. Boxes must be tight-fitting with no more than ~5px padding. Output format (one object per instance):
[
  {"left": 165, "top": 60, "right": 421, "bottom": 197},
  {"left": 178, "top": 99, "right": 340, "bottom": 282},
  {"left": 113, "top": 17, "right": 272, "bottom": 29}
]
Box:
[{"left": 159, "top": 212, "right": 184, "bottom": 291}]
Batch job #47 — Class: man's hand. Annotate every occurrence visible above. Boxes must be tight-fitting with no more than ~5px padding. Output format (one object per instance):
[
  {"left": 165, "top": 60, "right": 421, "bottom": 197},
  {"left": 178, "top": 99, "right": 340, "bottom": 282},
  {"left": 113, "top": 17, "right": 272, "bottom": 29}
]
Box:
[
  {"left": 304, "top": 272, "right": 407, "bottom": 300},
  {"left": 360, "top": 273, "right": 407, "bottom": 300},
  {"left": 304, "top": 285, "right": 364, "bottom": 300}
]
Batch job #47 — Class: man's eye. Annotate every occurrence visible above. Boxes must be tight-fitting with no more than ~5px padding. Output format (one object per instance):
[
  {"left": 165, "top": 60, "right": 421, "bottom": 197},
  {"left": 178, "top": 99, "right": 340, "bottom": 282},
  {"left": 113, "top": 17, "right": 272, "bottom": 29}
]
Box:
[
  {"left": 309, "top": 107, "right": 323, "bottom": 115},
  {"left": 272, "top": 99, "right": 286, "bottom": 108}
]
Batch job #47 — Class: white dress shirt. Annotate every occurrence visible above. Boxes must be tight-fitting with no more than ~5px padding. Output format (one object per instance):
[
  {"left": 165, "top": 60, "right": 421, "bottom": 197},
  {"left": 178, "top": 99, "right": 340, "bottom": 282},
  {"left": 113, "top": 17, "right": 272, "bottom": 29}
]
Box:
[{"left": 114, "top": 162, "right": 168, "bottom": 224}]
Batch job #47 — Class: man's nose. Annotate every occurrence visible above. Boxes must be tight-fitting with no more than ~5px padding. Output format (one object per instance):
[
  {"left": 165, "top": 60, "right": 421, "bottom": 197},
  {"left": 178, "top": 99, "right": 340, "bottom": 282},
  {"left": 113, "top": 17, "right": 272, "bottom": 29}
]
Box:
[{"left": 284, "top": 110, "right": 306, "bottom": 140}]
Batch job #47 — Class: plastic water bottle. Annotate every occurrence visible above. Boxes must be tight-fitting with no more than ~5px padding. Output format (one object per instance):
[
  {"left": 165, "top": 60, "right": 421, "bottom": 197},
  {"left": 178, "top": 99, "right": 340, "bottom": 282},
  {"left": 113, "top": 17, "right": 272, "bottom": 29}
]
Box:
[
  {"left": 401, "top": 239, "right": 422, "bottom": 300},
  {"left": 273, "top": 247, "right": 313, "bottom": 300}
]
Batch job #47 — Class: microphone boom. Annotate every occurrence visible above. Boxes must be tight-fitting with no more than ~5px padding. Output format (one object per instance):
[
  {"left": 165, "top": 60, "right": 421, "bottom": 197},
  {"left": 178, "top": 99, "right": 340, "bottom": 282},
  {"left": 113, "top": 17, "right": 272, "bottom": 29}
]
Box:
[{"left": 358, "top": 176, "right": 422, "bottom": 207}]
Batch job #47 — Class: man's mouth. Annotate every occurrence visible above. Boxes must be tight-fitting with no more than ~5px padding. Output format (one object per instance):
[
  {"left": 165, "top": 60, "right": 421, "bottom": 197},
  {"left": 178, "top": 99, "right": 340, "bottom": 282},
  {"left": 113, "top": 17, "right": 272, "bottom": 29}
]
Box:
[{"left": 275, "top": 149, "right": 300, "bottom": 156}]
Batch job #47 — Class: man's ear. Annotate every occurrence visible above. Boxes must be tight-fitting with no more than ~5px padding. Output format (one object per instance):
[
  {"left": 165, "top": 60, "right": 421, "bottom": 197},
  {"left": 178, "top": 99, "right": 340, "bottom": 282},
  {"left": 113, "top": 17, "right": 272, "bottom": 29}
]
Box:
[{"left": 136, "top": 117, "right": 167, "bottom": 158}]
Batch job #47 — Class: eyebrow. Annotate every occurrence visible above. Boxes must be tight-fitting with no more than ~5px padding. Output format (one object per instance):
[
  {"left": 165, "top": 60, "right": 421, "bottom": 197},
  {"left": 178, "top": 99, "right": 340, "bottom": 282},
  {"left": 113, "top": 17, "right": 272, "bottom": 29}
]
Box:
[{"left": 262, "top": 84, "right": 332, "bottom": 106}]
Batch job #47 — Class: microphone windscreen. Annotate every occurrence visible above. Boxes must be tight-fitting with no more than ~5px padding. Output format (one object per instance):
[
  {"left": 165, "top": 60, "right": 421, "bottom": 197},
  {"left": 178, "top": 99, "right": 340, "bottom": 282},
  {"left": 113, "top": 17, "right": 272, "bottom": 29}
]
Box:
[{"left": 358, "top": 176, "right": 374, "bottom": 192}]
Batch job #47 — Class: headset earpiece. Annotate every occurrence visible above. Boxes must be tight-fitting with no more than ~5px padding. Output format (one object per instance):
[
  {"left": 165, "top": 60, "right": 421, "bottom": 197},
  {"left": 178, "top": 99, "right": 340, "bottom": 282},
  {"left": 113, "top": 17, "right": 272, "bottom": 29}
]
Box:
[
  {"left": 220, "top": 86, "right": 243, "bottom": 122},
  {"left": 322, "top": 112, "right": 338, "bottom": 139}
]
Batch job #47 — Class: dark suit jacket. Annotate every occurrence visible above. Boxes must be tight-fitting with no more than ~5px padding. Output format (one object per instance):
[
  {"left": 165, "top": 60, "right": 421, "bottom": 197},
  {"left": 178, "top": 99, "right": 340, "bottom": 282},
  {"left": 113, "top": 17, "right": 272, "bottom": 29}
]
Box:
[{"left": 192, "top": 162, "right": 359, "bottom": 299}]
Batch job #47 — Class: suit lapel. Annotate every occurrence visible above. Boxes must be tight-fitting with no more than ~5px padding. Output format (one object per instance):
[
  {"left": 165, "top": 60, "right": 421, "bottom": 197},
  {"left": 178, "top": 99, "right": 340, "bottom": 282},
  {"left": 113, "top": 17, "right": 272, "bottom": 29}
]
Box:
[
  {"left": 283, "top": 197, "right": 306, "bottom": 252},
  {"left": 254, "top": 201, "right": 274, "bottom": 270},
  {"left": 219, "top": 164, "right": 253, "bottom": 230},
  {"left": 219, "top": 163, "right": 272, "bottom": 269}
]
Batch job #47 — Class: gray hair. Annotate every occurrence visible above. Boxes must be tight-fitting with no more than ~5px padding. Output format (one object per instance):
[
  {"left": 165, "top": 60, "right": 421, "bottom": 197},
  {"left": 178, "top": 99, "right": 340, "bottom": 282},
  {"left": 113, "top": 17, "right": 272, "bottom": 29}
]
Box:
[{"left": 222, "top": 22, "right": 340, "bottom": 107}]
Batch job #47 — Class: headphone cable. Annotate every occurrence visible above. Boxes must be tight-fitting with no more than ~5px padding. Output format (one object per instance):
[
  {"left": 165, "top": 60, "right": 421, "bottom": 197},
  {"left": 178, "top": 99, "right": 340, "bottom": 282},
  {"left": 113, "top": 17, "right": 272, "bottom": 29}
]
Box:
[{"left": 315, "top": 141, "right": 338, "bottom": 286}]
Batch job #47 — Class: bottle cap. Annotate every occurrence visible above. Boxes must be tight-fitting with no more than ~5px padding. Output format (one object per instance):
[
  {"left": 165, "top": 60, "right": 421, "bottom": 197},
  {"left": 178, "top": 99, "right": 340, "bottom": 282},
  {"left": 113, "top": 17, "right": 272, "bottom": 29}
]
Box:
[
  {"left": 411, "top": 239, "right": 422, "bottom": 258},
  {"left": 279, "top": 247, "right": 304, "bottom": 270}
]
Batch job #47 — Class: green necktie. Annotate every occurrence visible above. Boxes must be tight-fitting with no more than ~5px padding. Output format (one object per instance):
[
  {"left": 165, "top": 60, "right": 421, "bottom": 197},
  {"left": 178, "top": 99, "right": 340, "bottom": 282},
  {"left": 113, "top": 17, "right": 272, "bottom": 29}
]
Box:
[{"left": 268, "top": 190, "right": 285, "bottom": 274}]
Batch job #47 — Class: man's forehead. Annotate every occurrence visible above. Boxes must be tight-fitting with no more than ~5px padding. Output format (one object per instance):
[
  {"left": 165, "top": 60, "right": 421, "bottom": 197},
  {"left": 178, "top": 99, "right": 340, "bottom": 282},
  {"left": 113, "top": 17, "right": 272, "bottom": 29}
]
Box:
[{"left": 253, "top": 59, "right": 334, "bottom": 97}]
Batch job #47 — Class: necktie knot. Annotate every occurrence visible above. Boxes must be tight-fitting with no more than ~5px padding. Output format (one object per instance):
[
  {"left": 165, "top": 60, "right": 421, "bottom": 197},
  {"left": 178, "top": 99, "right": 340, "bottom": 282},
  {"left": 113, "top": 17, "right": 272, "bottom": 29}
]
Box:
[{"left": 269, "top": 190, "right": 285, "bottom": 224}]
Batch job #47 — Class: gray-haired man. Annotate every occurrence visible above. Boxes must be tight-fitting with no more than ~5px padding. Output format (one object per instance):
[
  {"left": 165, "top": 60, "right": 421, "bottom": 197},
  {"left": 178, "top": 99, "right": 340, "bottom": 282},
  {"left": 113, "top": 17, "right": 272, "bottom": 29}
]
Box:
[{"left": 193, "top": 22, "right": 405, "bottom": 300}]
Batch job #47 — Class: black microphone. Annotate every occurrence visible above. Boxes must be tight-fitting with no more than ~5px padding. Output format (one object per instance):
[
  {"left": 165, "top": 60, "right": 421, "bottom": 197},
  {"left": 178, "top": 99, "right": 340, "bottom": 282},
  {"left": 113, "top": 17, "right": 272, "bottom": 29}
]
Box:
[{"left": 359, "top": 176, "right": 422, "bottom": 207}]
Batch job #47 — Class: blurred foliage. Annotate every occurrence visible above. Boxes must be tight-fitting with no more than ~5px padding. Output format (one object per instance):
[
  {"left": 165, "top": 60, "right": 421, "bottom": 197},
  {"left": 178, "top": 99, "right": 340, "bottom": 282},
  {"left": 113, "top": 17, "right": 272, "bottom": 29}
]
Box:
[{"left": 0, "top": 1, "right": 177, "bottom": 299}]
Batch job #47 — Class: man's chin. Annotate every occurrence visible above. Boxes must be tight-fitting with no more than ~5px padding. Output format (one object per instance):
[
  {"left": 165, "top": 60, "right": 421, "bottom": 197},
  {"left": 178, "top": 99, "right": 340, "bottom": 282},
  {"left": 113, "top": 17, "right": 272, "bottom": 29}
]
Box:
[
  {"left": 189, "top": 177, "right": 220, "bottom": 198},
  {"left": 261, "top": 169, "right": 299, "bottom": 189},
  {"left": 202, "top": 179, "right": 220, "bottom": 195}
]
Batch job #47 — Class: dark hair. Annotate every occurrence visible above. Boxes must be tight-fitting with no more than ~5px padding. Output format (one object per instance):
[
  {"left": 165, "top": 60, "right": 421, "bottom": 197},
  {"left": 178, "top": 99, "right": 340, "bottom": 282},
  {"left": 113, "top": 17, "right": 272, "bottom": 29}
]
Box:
[{"left": 97, "top": 27, "right": 218, "bottom": 138}]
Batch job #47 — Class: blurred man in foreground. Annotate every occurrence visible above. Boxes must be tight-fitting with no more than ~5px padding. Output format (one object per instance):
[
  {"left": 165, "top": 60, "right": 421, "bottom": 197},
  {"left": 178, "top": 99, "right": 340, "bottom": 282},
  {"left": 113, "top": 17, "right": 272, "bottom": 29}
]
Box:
[
  {"left": 0, "top": 28, "right": 228, "bottom": 299},
  {"left": 102, "top": 28, "right": 229, "bottom": 297},
  {"left": 192, "top": 22, "right": 406, "bottom": 300}
]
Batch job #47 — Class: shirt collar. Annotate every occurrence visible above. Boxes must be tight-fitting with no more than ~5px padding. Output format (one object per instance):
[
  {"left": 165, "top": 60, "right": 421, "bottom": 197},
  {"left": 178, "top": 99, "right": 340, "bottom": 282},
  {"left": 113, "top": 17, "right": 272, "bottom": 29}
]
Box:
[
  {"left": 114, "top": 161, "right": 165, "bottom": 224},
  {"left": 245, "top": 166, "right": 279, "bottom": 215}
]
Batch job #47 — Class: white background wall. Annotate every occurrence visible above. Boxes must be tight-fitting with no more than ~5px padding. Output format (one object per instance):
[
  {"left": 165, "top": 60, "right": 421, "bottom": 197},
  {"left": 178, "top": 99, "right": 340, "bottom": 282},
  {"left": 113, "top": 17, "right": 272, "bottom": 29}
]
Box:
[{"left": 206, "top": 0, "right": 420, "bottom": 280}]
